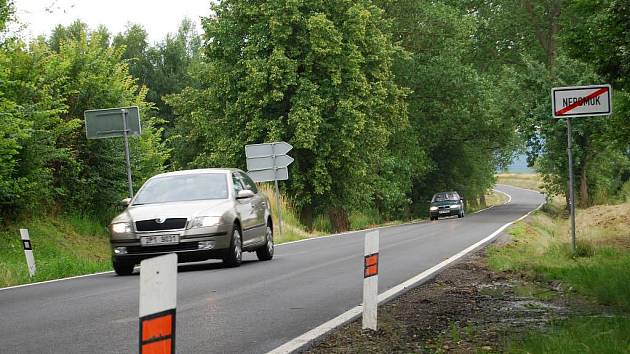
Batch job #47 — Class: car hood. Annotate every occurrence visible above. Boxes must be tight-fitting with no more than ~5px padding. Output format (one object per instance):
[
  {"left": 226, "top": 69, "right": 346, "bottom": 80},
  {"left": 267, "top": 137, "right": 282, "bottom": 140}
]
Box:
[
  {"left": 431, "top": 200, "right": 460, "bottom": 207},
  {"left": 111, "top": 199, "right": 233, "bottom": 224}
]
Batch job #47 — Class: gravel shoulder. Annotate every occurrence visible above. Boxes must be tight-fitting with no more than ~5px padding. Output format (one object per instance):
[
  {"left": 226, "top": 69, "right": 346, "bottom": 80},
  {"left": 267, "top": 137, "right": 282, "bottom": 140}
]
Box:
[{"left": 307, "top": 240, "right": 608, "bottom": 353}]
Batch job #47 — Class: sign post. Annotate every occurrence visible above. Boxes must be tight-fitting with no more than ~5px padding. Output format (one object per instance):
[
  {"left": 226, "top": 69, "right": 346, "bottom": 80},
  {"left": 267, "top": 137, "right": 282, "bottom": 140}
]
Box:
[
  {"left": 245, "top": 142, "right": 294, "bottom": 234},
  {"left": 139, "top": 253, "right": 177, "bottom": 354},
  {"left": 84, "top": 106, "right": 141, "bottom": 198},
  {"left": 551, "top": 84, "right": 612, "bottom": 254},
  {"left": 19, "top": 229, "right": 36, "bottom": 277},
  {"left": 362, "top": 230, "right": 379, "bottom": 331}
]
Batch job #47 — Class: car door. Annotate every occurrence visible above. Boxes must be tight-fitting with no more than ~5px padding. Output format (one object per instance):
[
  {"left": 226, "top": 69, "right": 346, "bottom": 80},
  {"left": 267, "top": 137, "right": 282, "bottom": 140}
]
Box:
[
  {"left": 237, "top": 172, "right": 266, "bottom": 245},
  {"left": 232, "top": 173, "right": 257, "bottom": 247}
]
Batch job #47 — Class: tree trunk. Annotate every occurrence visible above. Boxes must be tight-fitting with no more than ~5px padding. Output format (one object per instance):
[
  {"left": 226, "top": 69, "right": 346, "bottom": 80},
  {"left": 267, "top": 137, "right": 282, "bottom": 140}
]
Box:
[
  {"left": 300, "top": 206, "right": 314, "bottom": 231},
  {"left": 328, "top": 207, "right": 349, "bottom": 233},
  {"left": 479, "top": 194, "right": 487, "bottom": 208}
]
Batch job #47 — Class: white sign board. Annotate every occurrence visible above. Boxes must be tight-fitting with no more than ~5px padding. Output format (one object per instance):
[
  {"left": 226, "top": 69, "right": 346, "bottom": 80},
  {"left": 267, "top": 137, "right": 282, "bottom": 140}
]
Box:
[
  {"left": 245, "top": 142, "right": 293, "bottom": 158},
  {"left": 246, "top": 167, "right": 289, "bottom": 183},
  {"left": 552, "top": 85, "right": 612, "bottom": 118},
  {"left": 245, "top": 142, "right": 294, "bottom": 183}
]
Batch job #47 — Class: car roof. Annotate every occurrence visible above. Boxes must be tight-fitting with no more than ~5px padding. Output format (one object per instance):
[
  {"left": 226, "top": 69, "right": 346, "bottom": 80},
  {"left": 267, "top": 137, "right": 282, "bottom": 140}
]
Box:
[{"left": 149, "top": 168, "right": 241, "bottom": 179}]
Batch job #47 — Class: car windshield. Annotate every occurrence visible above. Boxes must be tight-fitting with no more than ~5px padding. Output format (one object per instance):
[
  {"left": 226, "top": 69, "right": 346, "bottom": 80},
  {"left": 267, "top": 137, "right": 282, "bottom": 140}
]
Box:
[
  {"left": 433, "top": 193, "right": 459, "bottom": 202},
  {"left": 132, "top": 173, "right": 228, "bottom": 205}
]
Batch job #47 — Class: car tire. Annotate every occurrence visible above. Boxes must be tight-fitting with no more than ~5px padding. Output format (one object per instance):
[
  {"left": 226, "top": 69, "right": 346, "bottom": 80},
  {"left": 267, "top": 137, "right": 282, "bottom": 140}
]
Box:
[
  {"left": 223, "top": 225, "right": 242, "bottom": 267},
  {"left": 256, "top": 223, "right": 274, "bottom": 261},
  {"left": 113, "top": 259, "right": 134, "bottom": 276}
]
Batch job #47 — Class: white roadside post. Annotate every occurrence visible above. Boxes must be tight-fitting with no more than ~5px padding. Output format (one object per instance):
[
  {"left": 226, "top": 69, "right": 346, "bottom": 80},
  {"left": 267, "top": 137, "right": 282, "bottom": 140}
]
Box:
[
  {"left": 362, "top": 230, "right": 379, "bottom": 331},
  {"left": 19, "top": 229, "right": 36, "bottom": 277},
  {"left": 139, "top": 253, "right": 177, "bottom": 354}
]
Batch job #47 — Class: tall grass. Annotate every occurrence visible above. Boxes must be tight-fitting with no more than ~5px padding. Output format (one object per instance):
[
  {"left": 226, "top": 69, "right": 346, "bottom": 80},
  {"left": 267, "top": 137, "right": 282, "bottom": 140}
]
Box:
[{"left": 258, "top": 184, "right": 317, "bottom": 243}]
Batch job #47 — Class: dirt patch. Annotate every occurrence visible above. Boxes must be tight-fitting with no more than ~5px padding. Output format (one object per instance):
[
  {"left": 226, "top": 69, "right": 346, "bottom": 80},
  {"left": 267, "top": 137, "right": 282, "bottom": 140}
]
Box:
[{"left": 307, "top": 251, "right": 607, "bottom": 353}]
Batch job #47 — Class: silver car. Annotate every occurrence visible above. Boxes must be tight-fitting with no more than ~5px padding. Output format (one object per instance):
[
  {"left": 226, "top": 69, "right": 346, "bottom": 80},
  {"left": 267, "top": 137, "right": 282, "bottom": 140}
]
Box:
[{"left": 108, "top": 168, "right": 274, "bottom": 275}]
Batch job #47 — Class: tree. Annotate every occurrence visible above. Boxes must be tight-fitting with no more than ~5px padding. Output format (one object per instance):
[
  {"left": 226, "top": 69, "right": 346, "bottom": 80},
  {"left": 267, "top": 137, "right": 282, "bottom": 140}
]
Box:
[
  {"left": 378, "top": 0, "right": 519, "bottom": 211},
  {"left": 167, "top": 0, "right": 408, "bottom": 230}
]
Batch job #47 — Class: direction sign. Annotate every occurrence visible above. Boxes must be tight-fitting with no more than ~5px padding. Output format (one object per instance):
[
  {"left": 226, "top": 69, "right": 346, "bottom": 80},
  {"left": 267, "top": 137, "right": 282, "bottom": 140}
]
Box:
[
  {"left": 552, "top": 85, "right": 612, "bottom": 118},
  {"left": 245, "top": 141, "right": 293, "bottom": 158},
  {"left": 85, "top": 106, "right": 141, "bottom": 139},
  {"left": 246, "top": 167, "right": 289, "bottom": 183},
  {"left": 246, "top": 155, "right": 294, "bottom": 171}
]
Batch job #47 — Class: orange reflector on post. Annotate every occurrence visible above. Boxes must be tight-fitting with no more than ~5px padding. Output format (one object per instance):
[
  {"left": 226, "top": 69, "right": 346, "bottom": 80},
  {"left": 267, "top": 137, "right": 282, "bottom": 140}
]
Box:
[
  {"left": 140, "top": 309, "right": 175, "bottom": 354},
  {"left": 364, "top": 253, "right": 379, "bottom": 278}
]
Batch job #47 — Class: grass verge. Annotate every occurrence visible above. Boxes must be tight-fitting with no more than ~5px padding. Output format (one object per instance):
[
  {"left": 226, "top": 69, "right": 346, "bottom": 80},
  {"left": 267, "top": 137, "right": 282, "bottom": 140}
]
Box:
[
  {"left": 0, "top": 214, "right": 111, "bottom": 287},
  {"left": 488, "top": 199, "right": 630, "bottom": 352}
]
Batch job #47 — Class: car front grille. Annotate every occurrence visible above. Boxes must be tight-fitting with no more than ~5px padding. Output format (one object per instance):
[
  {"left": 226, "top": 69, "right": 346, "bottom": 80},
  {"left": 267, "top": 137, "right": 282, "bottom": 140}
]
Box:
[
  {"left": 135, "top": 218, "right": 187, "bottom": 231},
  {"left": 127, "top": 242, "right": 198, "bottom": 254}
]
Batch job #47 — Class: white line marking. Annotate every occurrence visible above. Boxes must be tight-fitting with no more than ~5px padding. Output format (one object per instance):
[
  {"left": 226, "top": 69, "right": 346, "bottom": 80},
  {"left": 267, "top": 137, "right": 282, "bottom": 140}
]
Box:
[
  {"left": 0, "top": 271, "right": 115, "bottom": 292},
  {"left": 267, "top": 192, "right": 543, "bottom": 354}
]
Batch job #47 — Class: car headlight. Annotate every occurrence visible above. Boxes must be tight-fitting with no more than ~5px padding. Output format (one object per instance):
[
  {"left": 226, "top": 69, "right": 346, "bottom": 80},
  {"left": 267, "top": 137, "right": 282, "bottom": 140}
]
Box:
[
  {"left": 110, "top": 222, "right": 132, "bottom": 233},
  {"left": 430, "top": 206, "right": 438, "bottom": 211},
  {"left": 188, "top": 216, "right": 221, "bottom": 229},
  {"left": 450, "top": 204, "right": 460, "bottom": 209}
]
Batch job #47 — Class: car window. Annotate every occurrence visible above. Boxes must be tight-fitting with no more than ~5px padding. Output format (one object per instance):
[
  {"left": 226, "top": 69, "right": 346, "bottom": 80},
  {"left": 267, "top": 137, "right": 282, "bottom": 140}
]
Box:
[
  {"left": 133, "top": 173, "right": 228, "bottom": 205},
  {"left": 239, "top": 172, "right": 258, "bottom": 193},
  {"left": 232, "top": 174, "right": 244, "bottom": 194}
]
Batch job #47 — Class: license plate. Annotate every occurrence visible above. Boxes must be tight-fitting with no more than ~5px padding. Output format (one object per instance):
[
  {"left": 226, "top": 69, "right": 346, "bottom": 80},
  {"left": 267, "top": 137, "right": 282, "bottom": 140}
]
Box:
[
  {"left": 439, "top": 210, "right": 450, "bottom": 214},
  {"left": 140, "top": 234, "right": 179, "bottom": 246}
]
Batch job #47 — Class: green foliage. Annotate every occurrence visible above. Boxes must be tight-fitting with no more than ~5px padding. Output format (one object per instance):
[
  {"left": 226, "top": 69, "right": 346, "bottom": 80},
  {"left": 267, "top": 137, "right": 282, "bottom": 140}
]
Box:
[{"left": 0, "top": 21, "right": 168, "bottom": 221}]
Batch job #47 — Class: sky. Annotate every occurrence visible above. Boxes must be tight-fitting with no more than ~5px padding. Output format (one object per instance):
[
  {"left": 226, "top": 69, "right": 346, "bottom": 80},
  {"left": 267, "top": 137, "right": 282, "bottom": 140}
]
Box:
[{"left": 13, "top": 0, "right": 212, "bottom": 43}]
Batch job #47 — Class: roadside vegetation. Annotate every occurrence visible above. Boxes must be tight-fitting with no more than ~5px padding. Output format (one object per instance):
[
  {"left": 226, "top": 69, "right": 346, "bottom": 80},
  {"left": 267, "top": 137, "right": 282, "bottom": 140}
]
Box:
[
  {"left": 487, "top": 198, "right": 630, "bottom": 352},
  {"left": 0, "top": 214, "right": 111, "bottom": 287},
  {"left": 496, "top": 173, "right": 543, "bottom": 192}
]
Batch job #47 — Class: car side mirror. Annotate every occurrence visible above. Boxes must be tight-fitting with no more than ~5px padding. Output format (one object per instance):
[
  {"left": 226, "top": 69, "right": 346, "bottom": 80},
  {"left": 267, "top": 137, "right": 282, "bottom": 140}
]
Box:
[
  {"left": 237, "top": 190, "right": 255, "bottom": 199},
  {"left": 120, "top": 198, "right": 131, "bottom": 207}
]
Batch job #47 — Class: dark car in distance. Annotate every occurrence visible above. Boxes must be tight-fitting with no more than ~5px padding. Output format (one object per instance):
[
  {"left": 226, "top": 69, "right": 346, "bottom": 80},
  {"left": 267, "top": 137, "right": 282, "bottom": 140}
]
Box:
[{"left": 429, "top": 191, "right": 464, "bottom": 220}]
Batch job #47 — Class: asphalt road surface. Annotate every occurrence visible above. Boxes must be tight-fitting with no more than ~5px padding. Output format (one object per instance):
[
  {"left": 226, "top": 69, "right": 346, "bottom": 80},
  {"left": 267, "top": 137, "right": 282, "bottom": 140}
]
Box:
[{"left": 0, "top": 184, "right": 543, "bottom": 353}]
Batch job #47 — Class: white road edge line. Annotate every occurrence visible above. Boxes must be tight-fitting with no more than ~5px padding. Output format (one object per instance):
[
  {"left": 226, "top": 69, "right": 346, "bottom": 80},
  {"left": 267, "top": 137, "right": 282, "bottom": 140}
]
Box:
[
  {"left": 0, "top": 270, "right": 115, "bottom": 292},
  {"left": 267, "top": 193, "right": 543, "bottom": 354},
  {"left": 0, "top": 185, "right": 527, "bottom": 292}
]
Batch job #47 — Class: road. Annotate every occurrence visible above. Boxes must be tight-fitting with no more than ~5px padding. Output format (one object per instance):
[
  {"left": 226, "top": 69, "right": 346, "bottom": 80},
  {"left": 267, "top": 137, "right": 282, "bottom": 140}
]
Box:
[{"left": 0, "top": 184, "right": 543, "bottom": 353}]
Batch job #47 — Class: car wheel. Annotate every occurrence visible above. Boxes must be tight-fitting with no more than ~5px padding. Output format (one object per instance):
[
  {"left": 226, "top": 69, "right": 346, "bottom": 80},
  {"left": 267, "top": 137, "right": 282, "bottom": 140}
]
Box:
[
  {"left": 223, "top": 225, "right": 242, "bottom": 267},
  {"left": 113, "top": 259, "right": 134, "bottom": 276},
  {"left": 256, "top": 223, "right": 274, "bottom": 261}
]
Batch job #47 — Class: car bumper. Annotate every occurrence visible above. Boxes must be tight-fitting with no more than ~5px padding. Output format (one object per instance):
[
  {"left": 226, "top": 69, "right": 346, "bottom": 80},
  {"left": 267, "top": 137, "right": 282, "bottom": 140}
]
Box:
[
  {"left": 430, "top": 209, "right": 461, "bottom": 217},
  {"left": 111, "top": 231, "right": 230, "bottom": 264}
]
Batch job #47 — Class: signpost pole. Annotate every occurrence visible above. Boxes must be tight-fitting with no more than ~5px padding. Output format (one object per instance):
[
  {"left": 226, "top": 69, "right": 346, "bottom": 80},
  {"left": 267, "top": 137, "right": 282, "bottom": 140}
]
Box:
[
  {"left": 566, "top": 118, "right": 577, "bottom": 254},
  {"left": 273, "top": 153, "right": 284, "bottom": 235},
  {"left": 121, "top": 109, "right": 134, "bottom": 198}
]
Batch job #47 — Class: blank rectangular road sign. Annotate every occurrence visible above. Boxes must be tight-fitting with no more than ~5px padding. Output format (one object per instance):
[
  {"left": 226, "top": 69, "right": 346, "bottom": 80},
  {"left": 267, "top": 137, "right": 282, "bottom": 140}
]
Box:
[
  {"left": 246, "top": 167, "right": 289, "bottom": 183},
  {"left": 552, "top": 85, "right": 612, "bottom": 118},
  {"left": 85, "top": 106, "right": 141, "bottom": 139}
]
